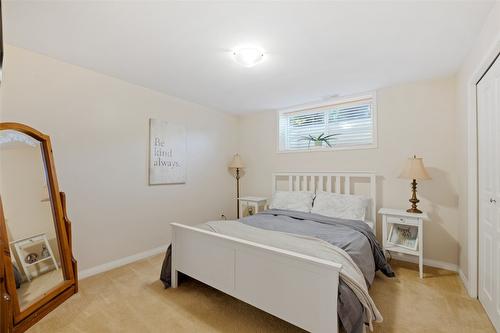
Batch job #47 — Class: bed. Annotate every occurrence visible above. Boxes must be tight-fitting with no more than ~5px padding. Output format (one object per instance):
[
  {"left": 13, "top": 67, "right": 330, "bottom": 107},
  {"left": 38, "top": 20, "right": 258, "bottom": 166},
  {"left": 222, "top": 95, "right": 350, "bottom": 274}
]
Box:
[{"left": 161, "top": 172, "right": 393, "bottom": 333}]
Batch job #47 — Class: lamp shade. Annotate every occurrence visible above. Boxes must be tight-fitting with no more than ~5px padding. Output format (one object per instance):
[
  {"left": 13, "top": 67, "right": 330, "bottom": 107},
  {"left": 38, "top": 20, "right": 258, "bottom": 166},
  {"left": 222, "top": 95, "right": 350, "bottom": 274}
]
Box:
[
  {"left": 228, "top": 153, "right": 245, "bottom": 169},
  {"left": 399, "top": 156, "right": 431, "bottom": 180}
]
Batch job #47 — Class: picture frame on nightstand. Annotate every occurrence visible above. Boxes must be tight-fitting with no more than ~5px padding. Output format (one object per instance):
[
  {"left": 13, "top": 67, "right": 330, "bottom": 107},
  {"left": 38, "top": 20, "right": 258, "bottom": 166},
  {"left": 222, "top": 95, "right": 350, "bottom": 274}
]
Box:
[{"left": 388, "top": 224, "right": 419, "bottom": 251}]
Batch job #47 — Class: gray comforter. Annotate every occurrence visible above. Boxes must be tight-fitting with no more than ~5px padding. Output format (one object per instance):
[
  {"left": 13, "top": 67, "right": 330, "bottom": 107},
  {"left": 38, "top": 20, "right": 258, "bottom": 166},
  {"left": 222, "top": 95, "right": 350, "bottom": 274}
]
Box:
[{"left": 160, "top": 209, "right": 394, "bottom": 333}]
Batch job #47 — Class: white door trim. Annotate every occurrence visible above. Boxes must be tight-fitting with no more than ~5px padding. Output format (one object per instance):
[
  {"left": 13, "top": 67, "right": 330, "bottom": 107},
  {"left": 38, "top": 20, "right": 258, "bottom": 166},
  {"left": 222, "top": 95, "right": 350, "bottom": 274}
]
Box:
[{"left": 467, "top": 37, "right": 500, "bottom": 298}]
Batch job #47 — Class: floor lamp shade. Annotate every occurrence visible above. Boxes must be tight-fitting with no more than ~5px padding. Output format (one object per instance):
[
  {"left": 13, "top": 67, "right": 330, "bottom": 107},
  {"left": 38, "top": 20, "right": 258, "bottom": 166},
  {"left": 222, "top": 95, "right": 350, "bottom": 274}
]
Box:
[
  {"left": 229, "top": 154, "right": 245, "bottom": 218},
  {"left": 228, "top": 154, "right": 245, "bottom": 169}
]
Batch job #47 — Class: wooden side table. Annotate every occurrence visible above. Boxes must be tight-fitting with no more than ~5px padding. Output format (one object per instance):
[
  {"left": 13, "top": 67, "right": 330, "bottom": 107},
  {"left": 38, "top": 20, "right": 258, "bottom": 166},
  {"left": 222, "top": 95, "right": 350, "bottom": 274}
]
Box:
[
  {"left": 379, "top": 208, "right": 428, "bottom": 278},
  {"left": 239, "top": 196, "right": 268, "bottom": 218},
  {"left": 10, "top": 232, "right": 59, "bottom": 282}
]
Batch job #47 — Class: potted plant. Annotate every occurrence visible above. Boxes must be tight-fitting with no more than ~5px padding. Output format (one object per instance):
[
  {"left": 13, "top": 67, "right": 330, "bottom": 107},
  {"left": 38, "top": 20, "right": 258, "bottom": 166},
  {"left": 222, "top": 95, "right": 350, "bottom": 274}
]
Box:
[{"left": 301, "top": 133, "right": 338, "bottom": 148}]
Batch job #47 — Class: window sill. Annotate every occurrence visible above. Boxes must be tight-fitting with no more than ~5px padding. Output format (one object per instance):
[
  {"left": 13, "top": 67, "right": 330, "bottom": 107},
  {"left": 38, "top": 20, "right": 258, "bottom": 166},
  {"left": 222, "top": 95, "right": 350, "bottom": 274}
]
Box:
[{"left": 277, "top": 143, "right": 378, "bottom": 154}]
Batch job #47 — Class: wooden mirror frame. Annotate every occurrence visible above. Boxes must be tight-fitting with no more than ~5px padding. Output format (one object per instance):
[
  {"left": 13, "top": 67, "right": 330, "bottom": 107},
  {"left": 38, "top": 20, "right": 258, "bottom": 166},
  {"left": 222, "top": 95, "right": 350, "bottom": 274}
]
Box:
[{"left": 0, "top": 122, "right": 78, "bottom": 332}]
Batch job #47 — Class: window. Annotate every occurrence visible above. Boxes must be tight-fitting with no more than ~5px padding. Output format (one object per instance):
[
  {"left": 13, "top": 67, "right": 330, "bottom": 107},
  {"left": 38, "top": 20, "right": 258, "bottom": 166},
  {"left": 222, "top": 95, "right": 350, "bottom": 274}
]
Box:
[{"left": 278, "top": 93, "right": 376, "bottom": 151}]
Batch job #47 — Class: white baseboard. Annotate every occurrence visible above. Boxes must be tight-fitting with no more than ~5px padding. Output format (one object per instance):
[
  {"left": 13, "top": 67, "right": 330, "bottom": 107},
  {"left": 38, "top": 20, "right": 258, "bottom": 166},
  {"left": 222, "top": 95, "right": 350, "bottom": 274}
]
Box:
[
  {"left": 79, "top": 244, "right": 169, "bottom": 280},
  {"left": 389, "top": 252, "right": 458, "bottom": 272}
]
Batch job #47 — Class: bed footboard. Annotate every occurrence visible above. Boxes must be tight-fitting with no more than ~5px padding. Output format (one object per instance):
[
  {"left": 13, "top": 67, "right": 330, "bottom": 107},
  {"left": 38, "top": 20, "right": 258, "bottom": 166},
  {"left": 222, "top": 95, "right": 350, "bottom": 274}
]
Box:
[{"left": 171, "top": 223, "right": 341, "bottom": 333}]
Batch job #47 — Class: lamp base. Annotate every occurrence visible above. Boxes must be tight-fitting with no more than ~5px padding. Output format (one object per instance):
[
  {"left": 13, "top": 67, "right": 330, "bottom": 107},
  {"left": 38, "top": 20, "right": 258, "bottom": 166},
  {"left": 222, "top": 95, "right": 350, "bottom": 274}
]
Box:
[{"left": 407, "top": 179, "right": 423, "bottom": 214}]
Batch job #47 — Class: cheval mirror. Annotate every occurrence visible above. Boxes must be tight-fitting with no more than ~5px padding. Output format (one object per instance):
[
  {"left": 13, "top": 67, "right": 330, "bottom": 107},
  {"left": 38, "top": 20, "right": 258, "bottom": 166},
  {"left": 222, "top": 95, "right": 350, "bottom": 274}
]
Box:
[{"left": 0, "top": 123, "right": 78, "bottom": 332}]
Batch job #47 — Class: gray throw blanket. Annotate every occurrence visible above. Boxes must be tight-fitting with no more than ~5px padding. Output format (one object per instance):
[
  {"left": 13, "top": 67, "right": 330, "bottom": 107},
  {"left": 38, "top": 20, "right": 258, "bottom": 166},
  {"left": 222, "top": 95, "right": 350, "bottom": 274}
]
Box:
[{"left": 160, "top": 209, "right": 394, "bottom": 333}]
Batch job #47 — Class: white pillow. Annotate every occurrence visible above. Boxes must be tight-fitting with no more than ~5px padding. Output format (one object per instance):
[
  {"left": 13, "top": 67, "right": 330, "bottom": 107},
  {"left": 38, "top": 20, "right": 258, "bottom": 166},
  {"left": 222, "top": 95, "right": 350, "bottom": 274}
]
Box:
[
  {"left": 311, "top": 192, "right": 370, "bottom": 221},
  {"left": 269, "top": 191, "right": 315, "bottom": 213}
]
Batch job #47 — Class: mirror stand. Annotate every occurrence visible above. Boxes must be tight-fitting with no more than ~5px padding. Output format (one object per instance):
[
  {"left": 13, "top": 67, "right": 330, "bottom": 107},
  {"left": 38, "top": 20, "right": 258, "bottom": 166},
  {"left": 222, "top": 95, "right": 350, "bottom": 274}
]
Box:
[
  {"left": 60, "top": 192, "right": 78, "bottom": 294},
  {"left": 0, "top": 123, "right": 78, "bottom": 332}
]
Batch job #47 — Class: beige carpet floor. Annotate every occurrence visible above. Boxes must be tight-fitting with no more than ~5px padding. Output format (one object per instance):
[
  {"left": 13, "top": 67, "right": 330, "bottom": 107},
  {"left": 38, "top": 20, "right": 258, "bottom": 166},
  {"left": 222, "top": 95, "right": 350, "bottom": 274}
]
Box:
[
  {"left": 27, "top": 254, "right": 494, "bottom": 333},
  {"left": 18, "top": 269, "right": 64, "bottom": 310}
]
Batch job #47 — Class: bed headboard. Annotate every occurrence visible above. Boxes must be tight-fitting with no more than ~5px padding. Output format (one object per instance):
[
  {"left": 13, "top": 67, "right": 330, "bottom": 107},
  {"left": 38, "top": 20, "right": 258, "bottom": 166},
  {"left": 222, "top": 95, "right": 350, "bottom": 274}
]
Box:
[{"left": 272, "top": 172, "right": 377, "bottom": 232}]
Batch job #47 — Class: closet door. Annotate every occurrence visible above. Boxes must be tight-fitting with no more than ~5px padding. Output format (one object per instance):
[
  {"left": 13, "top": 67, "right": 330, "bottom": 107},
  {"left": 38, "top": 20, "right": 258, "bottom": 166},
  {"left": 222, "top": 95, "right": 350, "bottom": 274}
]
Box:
[{"left": 478, "top": 54, "right": 500, "bottom": 332}]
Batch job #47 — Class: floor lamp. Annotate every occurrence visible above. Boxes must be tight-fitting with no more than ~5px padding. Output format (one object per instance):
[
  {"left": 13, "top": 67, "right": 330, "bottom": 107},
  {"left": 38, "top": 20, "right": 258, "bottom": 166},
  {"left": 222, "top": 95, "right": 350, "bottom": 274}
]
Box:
[{"left": 229, "top": 154, "right": 245, "bottom": 219}]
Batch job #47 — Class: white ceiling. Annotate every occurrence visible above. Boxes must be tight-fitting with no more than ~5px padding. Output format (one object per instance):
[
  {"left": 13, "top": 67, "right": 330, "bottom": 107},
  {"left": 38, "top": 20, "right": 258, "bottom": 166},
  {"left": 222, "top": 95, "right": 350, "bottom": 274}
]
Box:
[{"left": 3, "top": 1, "right": 494, "bottom": 114}]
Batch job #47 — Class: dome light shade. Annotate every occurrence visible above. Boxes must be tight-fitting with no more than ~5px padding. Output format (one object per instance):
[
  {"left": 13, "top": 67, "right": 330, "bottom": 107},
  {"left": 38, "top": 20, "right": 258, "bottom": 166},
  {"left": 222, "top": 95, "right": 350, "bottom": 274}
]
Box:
[{"left": 232, "top": 46, "right": 265, "bottom": 67}]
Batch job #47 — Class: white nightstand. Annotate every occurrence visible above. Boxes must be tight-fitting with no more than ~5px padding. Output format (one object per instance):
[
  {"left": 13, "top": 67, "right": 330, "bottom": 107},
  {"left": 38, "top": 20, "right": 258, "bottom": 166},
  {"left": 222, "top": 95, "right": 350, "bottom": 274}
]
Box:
[
  {"left": 10, "top": 232, "right": 59, "bottom": 282},
  {"left": 378, "top": 208, "right": 428, "bottom": 278},
  {"left": 239, "top": 196, "right": 268, "bottom": 218}
]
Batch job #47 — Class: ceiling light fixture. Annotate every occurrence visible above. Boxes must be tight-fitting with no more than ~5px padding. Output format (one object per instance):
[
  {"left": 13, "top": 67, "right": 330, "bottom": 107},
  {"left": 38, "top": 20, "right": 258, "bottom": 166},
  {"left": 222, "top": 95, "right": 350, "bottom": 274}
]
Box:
[{"left": 232, "top": 46, "right": 265, "bottom": 67}]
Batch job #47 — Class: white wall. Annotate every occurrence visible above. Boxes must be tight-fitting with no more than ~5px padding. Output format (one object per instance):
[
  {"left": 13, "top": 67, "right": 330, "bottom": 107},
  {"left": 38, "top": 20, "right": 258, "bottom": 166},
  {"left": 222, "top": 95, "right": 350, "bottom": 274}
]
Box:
[
  {"left": 238, "top": 76, "right": 460, "bottom": 267},
  {"left": 0, "top": 45, "right": 239, "bottom": 271},
  {"left": 456, "top": 2, "right": 500, "bottom": 292}
]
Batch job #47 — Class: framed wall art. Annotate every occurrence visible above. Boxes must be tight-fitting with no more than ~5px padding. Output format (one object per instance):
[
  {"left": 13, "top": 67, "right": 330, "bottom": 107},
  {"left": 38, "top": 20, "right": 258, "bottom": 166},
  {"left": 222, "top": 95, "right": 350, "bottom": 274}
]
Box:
[{"left": 149, "top": 119, "right": 186, "bottom": 185}]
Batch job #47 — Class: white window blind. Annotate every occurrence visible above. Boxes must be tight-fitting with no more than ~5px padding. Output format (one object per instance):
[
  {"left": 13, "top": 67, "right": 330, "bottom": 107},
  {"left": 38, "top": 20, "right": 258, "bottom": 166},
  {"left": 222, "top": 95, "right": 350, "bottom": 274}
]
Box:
[{"left": 278, "top": 94, "right": 376, "bottom": 151}]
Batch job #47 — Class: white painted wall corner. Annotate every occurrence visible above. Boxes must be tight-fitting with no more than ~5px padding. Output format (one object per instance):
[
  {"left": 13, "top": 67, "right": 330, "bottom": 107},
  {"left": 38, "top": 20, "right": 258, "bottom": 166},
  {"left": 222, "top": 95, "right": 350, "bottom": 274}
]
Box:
[{"left": 459, "top": 269, "right": 470, "bottom": 295}]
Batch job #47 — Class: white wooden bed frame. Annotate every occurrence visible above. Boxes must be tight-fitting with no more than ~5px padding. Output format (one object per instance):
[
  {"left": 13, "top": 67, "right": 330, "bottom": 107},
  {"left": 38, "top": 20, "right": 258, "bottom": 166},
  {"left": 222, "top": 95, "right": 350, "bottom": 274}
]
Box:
[
  {"left": 272, "top": 172, "right": 377, "bottom": 233},
  {"left": 171, "top": 172, "right": 376, "bottom": 333}
]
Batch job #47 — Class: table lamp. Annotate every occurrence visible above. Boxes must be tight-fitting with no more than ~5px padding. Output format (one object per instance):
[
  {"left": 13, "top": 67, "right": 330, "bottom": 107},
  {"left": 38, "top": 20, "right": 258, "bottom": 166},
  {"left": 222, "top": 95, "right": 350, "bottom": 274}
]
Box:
[{"left": 399, "top": 155, "right": 431, "bottom": 214}]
